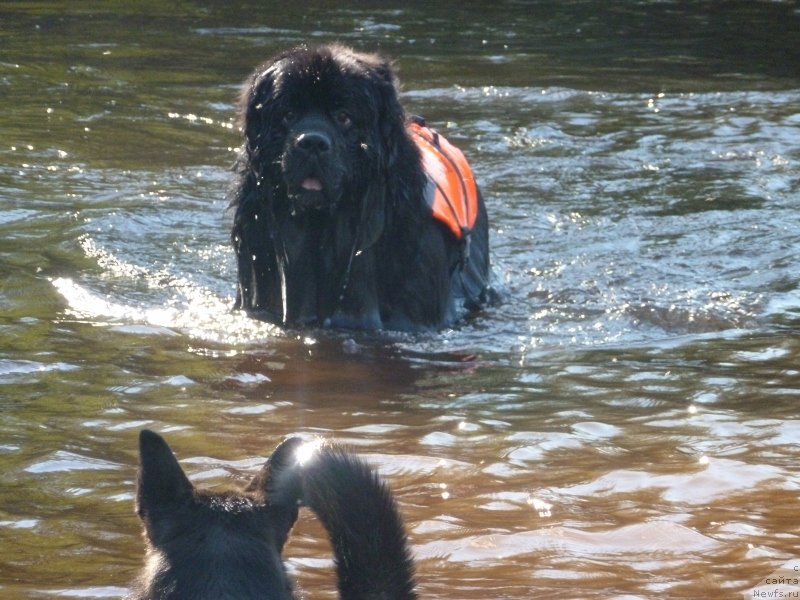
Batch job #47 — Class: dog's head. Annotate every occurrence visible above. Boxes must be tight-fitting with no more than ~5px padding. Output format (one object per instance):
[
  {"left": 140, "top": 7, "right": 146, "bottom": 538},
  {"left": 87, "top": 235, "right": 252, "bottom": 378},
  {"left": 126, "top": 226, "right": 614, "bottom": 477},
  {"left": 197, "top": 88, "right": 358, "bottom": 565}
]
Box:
[
  {"left": 238, "top": 44, "right": 408, "bottom": 217},
  {"left": 130, "top": 430, "right": 303, "bottom": 600}
]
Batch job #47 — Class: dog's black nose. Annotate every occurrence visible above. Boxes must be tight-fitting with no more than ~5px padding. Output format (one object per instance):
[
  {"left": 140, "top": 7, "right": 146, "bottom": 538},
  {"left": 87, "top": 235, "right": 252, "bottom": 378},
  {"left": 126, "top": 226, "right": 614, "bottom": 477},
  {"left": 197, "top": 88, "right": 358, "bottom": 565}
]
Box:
[{"left": 296, "top": 132, "right": 331, "bottom": 154}]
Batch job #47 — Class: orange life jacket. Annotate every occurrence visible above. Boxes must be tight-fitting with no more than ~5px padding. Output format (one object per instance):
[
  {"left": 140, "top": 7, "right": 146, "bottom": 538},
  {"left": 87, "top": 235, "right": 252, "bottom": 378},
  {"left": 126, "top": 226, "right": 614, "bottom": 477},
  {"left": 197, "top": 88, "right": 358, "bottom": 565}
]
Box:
[{"left": 408, "top": 118, "right": 479, "bottom": 242}]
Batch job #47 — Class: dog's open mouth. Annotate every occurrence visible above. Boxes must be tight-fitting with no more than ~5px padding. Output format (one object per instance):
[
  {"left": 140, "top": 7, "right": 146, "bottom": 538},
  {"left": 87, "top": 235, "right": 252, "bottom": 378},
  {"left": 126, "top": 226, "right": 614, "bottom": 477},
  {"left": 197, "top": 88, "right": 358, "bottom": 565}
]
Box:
[
  {"left": 289, "top": 176, "right": 331, "bottom": 214},
  {"left": 301, "top": 177, "right": 323, "bottom": 192}
]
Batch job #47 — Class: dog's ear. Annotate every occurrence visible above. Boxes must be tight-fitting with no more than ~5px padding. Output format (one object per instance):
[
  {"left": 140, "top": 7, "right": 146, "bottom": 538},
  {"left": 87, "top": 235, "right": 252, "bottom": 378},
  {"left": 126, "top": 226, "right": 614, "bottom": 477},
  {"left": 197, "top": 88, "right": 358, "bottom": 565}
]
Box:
[
  {"left": 238, "top": 59, "right": 283, "bottom": 159},
  {"left": 136, "top": 430, "right": 193, "bottom": 520},
  {"left": 246, "top": 437, "right": 305, "bottom": 547},
  {"left": 372, "top": 60, "right": 404, "bottom": 142},
  {"left": 246, "top": 437, "right": 304, "bottom": 502},
  {"left": 364, "top": 57, "right": 417, "bottom": 172}
]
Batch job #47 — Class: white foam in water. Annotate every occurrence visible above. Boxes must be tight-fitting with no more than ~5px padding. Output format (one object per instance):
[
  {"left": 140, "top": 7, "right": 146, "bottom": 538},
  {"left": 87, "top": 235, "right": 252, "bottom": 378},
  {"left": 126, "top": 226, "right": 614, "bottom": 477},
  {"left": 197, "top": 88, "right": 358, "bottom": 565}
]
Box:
[
  {"left": 51, "top": 276, "right": 279, "bottom": 345},
  {"left": 53, "top": 235, "right": 285, "bottom": 344}
]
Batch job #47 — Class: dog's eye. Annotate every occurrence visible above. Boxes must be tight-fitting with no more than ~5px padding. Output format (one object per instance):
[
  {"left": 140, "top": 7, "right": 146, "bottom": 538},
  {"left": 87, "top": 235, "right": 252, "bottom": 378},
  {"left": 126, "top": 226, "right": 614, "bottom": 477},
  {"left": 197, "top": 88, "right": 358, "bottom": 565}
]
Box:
[{"left": 335, "top": 110, "right": 352, "bottom": 128}]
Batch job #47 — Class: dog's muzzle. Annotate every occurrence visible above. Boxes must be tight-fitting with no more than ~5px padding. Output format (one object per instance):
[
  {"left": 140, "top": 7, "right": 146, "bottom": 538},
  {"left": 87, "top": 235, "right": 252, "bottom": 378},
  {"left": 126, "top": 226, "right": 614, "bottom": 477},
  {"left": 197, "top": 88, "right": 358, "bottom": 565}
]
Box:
[{"left": 284, "top": 123, "right": 340, "bottom": 215}]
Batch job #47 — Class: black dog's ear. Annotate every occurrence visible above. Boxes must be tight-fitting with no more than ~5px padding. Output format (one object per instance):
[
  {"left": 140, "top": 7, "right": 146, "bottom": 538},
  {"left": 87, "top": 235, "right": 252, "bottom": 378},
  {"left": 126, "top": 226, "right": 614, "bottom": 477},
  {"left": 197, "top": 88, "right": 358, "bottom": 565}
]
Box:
[
  {"left": 370, "top": 58, "right": 402, "bottom": 131},
  {"left": 238, "top": 59, "right": 284, "bottom": 156},
  {"left": 246, "top": 437, "right": 305, "bottom": 548},
  {"left": 136, "top": 430, "right": 193, "bottom": 519},
  {"left": 365, "top": 57, "right": 416, "bottom": 171},
  {"left": 246, "top": 437, "right": 304, "bottom": 503}
]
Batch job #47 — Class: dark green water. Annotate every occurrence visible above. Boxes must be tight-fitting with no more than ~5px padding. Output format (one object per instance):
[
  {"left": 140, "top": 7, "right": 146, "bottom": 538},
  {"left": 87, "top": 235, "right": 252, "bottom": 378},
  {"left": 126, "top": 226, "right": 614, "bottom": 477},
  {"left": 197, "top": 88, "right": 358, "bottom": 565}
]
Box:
[{"left": 2, "top": 2, "right": 800, "bottom": 598}]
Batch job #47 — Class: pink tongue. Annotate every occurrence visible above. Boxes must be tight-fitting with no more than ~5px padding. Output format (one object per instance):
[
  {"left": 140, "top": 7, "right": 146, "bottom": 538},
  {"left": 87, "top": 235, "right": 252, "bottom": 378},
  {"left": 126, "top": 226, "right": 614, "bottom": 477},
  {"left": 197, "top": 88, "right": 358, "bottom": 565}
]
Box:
[{"left": 301, "top": 178, "right": 323, "bottom": 191}]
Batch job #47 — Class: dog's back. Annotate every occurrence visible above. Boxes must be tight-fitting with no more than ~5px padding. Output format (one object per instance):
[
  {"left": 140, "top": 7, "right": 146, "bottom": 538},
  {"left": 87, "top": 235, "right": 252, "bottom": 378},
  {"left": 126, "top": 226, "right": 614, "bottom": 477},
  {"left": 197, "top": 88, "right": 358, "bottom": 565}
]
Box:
[{"left": 130, "top": 431, "right": 417, "bottom": 600}]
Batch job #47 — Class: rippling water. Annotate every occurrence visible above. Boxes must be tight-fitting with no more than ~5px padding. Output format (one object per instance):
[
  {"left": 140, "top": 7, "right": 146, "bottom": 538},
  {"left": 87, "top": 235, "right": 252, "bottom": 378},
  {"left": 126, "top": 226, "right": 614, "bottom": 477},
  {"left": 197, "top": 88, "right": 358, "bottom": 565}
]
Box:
[{"left": 2, "top": 2, "right": 800, "bottom": 598}]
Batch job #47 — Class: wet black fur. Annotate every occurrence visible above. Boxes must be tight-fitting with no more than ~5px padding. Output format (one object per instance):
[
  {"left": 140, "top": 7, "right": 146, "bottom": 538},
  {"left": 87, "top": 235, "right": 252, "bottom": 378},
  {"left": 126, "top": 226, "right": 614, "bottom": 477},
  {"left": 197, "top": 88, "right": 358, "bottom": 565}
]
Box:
[
  {"left": 129, "top": 430, "right": 417, "bottom": 600},
  {"left": 128, "top": 431, "right": 302, "bottom": 600},
  {"left": 230, "top": 44, "right": 491, "bottom": 330},
  {"left": 301, "top": 444, "right": 417, "bottom": 599}
]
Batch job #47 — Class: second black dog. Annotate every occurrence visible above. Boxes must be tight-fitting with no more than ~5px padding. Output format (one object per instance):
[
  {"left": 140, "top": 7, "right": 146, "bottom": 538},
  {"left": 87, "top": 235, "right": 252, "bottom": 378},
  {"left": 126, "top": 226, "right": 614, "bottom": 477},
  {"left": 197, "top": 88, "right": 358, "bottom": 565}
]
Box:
[{"left": 128, "top": 430, "right": 416, "bottom": 599}]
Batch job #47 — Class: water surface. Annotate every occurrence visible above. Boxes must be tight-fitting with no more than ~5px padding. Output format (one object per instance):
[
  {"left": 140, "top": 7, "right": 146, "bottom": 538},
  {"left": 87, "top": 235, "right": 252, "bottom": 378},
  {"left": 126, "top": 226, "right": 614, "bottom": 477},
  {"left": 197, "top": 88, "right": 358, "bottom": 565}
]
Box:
[{"left": 1, "top": 2, "right": 800, "bottom": 598}]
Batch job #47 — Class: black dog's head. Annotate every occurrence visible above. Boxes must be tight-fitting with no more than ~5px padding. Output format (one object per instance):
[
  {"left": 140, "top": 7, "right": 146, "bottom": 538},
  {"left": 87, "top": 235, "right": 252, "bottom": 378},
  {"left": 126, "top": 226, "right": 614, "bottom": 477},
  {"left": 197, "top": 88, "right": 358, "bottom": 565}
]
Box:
[
  {"left": 237, "top": 44, "right": 410, "bottom": 217},
  {"left": 129, "top": 430, "right": 303, "bottom": 600}
]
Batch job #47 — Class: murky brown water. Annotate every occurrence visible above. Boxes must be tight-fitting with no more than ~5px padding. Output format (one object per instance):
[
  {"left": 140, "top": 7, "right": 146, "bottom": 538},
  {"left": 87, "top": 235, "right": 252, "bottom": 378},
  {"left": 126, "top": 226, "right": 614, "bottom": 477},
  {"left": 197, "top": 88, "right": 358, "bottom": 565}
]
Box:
[{"left": 2, "top": 2, "right": 800, "bottom": 598}]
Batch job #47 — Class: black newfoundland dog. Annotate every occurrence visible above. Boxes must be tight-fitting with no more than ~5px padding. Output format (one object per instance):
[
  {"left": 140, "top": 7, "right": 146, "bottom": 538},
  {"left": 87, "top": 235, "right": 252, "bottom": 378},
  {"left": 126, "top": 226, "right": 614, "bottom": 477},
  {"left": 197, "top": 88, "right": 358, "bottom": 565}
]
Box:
[{"left": 230, "top": 44, "right": 491, "bottom": 331}]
